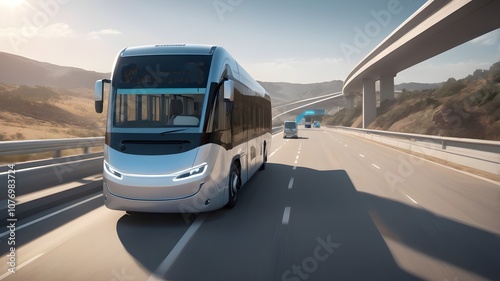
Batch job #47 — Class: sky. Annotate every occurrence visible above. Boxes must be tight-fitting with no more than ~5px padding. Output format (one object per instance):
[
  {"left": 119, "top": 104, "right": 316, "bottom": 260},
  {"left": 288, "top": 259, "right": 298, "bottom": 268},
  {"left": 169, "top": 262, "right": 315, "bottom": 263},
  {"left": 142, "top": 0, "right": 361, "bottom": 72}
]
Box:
[{"left": 0, "top": 0, "right": 499, "bottom": 84}]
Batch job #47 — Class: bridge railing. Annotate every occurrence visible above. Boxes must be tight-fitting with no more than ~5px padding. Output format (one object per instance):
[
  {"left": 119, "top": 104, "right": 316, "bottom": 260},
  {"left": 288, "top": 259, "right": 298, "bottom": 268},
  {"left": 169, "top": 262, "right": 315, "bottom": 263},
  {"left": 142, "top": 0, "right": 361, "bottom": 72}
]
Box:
[{"left": 331, "top": 126, "right": 500, "bottom": 177}]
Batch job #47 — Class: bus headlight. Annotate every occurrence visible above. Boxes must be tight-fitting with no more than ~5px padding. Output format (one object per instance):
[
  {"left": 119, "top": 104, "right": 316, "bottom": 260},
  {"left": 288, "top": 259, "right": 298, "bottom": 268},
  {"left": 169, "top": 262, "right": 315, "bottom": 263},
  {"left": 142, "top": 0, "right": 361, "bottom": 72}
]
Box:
[
  {"left": 104, "top": 161, "right": 123, "bottom": 180},
  {"left": 173, "top": 163, "right": 208, "bottom": 181}
]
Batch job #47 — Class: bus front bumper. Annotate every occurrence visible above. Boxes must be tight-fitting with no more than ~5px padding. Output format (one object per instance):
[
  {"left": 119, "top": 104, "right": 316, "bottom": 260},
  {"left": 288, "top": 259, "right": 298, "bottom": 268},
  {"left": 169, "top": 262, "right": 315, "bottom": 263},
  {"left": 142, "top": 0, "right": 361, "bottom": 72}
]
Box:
[{"left": 103, "top": 178, "right": 227, "bottom": 213}]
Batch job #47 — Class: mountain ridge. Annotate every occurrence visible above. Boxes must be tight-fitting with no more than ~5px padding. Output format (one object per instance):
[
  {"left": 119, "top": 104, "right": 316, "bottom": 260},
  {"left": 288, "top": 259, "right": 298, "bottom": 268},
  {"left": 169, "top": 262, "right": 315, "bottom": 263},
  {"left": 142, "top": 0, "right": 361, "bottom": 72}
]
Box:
[{"left": 0, "top": 51, "right": 110, "bottom": 89}]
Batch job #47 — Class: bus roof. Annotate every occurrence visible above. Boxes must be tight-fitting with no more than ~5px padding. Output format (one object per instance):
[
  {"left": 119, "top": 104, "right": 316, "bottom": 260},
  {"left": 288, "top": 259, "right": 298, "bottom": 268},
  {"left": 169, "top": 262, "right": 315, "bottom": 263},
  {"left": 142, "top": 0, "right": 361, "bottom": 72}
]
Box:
[
  {"left": 117, "top": 44, "right": 270, "bottom": 100},
  {"left": 120, "top": 44, "right": 217, "bottom": 57}
]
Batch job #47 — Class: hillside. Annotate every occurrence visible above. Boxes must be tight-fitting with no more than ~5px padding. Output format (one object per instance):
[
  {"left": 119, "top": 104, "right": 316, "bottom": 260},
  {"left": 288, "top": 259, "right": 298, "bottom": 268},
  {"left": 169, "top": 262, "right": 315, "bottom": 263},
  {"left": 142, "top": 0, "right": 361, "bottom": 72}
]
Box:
[
  {"left": 0, "top": 51, "right": 471, "bottom": 141},
  {"left": 0, "top": 51, "right": 109, "bottom": 89},
  {"left": 326, "top": 62, "right": 500, "bottom": 141},
  {"left": 0, "top": 83, "right": 105, "bottom": 141}
]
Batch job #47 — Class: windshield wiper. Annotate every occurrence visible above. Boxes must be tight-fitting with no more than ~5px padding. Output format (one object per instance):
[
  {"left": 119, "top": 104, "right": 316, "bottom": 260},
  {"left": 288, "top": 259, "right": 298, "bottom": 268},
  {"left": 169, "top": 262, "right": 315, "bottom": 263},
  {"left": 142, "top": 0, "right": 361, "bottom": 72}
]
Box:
[{"left": 160, "top": 129, "right": 186, "bottom": 135}]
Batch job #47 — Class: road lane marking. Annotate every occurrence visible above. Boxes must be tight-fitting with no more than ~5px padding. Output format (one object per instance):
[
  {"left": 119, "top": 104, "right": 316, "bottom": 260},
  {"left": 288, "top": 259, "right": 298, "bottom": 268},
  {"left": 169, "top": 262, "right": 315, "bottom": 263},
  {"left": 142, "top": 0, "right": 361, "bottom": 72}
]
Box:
[
  {"left": 359, "top": 154, "right": 365, "bottom": 158},
  {"left": 293, "top": 166, "right": 297, "bottom": 170},
  {"left": 282, "top": 207, "right": 291, "bottom": 225},
  {"left": 296, "top": 155, "right": 299, "bottom": 160},
  {"left": 371, "top": 164, "right": 381, "bottom": 170},
  {"left": 405, "top": 194, "right": 418, "bottom": 204},
  {"left": 269, "top": 145, "right": 283, "bottom": 158},
  {"left": 0, "top": 194, "right": 102, "bottom": 238},
  {"left": 148, "top": 214, "right": 207, "bottom": 281},
  {"left": 0, "top": 253, "right": 44, "bottom": 280},
  {"left": 288, "top": 178, "right": 294, "bottom": 189}
]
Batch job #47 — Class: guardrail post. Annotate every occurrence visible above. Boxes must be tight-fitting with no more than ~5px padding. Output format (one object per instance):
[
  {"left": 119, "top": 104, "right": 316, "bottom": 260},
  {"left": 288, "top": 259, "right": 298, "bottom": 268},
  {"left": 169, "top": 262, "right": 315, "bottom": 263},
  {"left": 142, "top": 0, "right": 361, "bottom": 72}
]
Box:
[{"left": 53, "top": 150, "right": 62, "bottom": 158}]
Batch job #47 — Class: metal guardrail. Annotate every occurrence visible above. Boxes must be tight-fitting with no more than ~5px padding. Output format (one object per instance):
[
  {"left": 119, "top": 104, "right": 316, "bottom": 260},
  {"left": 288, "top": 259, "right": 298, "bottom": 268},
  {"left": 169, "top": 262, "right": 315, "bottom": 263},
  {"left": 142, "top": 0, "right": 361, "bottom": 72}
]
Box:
[
  {"left": 331, "top": 126, "right": 500, "bottom": 176},
  {"left": 272, "top": 126, "right": 283, "bottom": 134},
  {"left": 0, "top": 127, "right": 285, "bottom": 223},
  {"left": 0, "top": 137, "right": 105, "bottom": 157},
  {"left": 0, "top": 128, "right": 284, "bottom": 159}
]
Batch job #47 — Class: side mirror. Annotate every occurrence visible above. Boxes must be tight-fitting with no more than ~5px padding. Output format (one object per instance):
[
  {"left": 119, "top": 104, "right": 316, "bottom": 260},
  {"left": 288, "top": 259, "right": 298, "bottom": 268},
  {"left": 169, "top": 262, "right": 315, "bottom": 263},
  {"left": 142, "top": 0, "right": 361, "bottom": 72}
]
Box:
[
  {"left": 95, "top": 79, "right": 110, "bottom": 113},
  {"left": 223, "top": 80, "right": 234, "bottom": 102}
]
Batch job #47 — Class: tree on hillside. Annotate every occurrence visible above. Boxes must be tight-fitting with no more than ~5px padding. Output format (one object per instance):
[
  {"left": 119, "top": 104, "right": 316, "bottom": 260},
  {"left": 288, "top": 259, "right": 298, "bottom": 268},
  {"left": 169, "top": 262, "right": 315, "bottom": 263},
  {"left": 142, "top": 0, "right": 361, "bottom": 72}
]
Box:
[{"left": 489, "top": 62, "right": 500, "bottom": 83}]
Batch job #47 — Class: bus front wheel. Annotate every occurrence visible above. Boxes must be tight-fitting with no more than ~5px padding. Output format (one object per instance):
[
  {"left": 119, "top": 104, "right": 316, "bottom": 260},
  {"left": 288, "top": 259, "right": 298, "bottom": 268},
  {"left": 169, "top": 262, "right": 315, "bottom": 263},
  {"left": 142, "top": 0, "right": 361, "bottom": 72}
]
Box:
[{"left": 226, "top": 163, "right": 240, "bottom": 208}]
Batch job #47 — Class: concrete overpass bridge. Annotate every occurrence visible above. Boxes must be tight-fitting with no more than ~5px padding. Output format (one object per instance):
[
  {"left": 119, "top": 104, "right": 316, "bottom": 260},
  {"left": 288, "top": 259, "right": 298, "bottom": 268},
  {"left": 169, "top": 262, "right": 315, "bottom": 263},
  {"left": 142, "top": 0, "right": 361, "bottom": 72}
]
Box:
[{"left": 342, "top": 0, "right": 500, "bottom": 128}]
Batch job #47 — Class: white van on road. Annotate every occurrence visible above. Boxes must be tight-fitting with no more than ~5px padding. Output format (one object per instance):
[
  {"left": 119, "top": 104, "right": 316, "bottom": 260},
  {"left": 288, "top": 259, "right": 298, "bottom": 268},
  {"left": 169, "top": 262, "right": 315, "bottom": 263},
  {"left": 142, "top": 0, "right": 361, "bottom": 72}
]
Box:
[{"left": 283, "top": 121, "right": 298, "bottom": 138}]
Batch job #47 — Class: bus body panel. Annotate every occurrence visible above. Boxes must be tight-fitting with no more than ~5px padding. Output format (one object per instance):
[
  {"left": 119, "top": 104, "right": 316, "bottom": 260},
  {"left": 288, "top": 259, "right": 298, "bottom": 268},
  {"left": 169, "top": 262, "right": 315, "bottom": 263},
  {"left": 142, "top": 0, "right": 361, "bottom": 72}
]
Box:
[
  {"left": 104, "top": 143, "right": 230, "bottom": 212},
  {"left": 98, "top": 44, "right": 271, "bottom": 213}
]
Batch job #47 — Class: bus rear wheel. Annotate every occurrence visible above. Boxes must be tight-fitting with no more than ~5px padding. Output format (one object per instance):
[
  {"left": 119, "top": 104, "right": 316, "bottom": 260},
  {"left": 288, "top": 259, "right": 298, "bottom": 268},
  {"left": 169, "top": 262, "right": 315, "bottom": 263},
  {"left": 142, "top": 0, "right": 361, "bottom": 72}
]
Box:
[
  {"left": 226, "top": 163, "right": 240, "bottom": 208},
  {"left": 259, "top": 143, "right": 267, "bottom": 170}
]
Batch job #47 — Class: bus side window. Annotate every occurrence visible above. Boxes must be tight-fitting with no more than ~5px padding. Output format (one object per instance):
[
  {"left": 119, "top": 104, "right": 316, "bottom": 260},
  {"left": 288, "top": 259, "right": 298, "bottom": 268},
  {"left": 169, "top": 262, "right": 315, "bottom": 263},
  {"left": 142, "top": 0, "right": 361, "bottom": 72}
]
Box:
[{"left": 212, "top": 85, "right": 230, "bottom": 132}]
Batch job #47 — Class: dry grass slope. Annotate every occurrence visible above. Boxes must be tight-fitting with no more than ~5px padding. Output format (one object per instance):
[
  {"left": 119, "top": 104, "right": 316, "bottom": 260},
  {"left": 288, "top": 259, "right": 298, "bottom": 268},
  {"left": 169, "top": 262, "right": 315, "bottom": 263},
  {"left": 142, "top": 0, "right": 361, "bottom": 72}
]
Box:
[
  {"left": 325, "top": 62, "right": 500, "bottom": 141},
  {"left": 0, "top": 84, "right": 106, "bottom": 141}
]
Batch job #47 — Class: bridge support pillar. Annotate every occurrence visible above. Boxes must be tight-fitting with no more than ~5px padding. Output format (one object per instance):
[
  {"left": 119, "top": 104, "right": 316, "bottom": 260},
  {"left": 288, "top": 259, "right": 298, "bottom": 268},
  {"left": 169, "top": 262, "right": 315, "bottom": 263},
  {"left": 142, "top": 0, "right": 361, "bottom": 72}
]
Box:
[
  {"left": 363, "top": 78, "right": 376, "bottom": 128},
  {"left": 345, "top": 95, "right": 355, "bottom": 110},
  {"left": 380, "top": 75, "right": 395, "bottom": 102}
]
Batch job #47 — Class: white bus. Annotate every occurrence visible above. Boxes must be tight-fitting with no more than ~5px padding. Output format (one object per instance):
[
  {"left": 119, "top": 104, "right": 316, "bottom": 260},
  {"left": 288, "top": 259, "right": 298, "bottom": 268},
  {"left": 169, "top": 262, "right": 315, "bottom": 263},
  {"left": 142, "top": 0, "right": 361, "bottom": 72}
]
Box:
[{"left": 94, "top": 44, "right": 272, "bottom": 213}]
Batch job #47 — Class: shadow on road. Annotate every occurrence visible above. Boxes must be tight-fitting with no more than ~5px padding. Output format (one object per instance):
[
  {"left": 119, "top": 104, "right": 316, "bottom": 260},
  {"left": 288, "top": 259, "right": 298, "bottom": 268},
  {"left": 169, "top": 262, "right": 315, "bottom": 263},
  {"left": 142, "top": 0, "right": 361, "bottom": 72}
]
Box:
[
  {"left": 359, "top": 192, "right": 500, "bottom": 280},
  {"left": 114, "top": 163, "right": 499, "bottom": 280},
  {"left": 115, "top": 212, "right": 195, "bottom": 273}
]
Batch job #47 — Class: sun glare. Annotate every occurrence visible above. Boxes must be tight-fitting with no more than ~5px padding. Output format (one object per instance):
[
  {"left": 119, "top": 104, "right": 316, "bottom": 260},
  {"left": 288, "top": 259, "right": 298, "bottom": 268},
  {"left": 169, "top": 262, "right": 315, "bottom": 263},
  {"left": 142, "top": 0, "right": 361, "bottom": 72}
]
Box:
[{"left": 0, "top": 0, "right": 24, "bottom": 7}]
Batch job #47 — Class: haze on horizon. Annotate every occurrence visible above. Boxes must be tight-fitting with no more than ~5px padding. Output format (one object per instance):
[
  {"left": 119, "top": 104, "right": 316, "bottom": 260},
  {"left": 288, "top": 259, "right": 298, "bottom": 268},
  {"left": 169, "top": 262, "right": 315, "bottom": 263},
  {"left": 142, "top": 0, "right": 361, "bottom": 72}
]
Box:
[{"left": 0, "top": 0, "right": 499, "bottom": 84}]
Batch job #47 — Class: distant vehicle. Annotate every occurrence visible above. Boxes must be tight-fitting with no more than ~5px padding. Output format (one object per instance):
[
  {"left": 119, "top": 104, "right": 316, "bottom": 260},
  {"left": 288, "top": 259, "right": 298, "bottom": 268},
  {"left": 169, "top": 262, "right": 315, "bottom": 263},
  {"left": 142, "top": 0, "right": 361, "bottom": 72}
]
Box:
[
  {"left": 94, "top": 44, "right": 272, "bottom": 213},
  {"left": 283, "top": 121, "right": 298, "bottom": 138},
  {"left": 313, "top": 121, "right": 320, "bottom": 128},
  {"left": 304, "top": 116, "right": 312, "bottom": 128}
]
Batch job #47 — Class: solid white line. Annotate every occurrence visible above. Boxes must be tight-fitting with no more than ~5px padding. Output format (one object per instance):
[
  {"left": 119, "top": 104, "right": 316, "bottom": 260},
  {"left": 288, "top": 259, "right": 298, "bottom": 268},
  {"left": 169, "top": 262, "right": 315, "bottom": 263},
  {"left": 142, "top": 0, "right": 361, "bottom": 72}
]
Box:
[
  {"left": 371, "top": 164, "right": 381, "bottom": 170},
  {"left": 0, "top": 194, "right": 102, "bottom": 238},
  {"left": 0, "top": 253, "right": 44, "bottom": 280},
  {"left": 269, "top": 145, "right": 282, "bottom": 158},
  {"left": 282, "top": 207, "right": 291, "bottom": 225},
  {"left": 288, "top": 178, "right": 294, "bottom": 189},
  {"left": 359, "top": 154, "right": 365, "bottom": 158},
  {"left": 148, "top": 214, "right": 207, "bottom": 281},
  {"left": 405, "top": 194, "right": 418, "bottom": 204},
  {"left": 338, "top": 129, "right": 500, "bottom": 186}
]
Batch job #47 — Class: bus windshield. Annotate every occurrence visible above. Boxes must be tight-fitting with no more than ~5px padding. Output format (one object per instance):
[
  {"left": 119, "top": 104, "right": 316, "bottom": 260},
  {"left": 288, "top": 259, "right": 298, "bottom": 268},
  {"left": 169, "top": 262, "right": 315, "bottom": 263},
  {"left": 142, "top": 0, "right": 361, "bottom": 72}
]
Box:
[{"left": 111, "top": 55, "right": 212, "bottom": 128}]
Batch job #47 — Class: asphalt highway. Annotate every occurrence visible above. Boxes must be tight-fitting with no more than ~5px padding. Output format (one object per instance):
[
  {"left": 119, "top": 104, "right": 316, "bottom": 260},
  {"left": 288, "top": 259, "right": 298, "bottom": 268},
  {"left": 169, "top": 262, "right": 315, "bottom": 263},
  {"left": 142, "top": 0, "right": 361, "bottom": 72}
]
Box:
[{"left": 1, "top": 127, "right": 499, "bottom": 281}]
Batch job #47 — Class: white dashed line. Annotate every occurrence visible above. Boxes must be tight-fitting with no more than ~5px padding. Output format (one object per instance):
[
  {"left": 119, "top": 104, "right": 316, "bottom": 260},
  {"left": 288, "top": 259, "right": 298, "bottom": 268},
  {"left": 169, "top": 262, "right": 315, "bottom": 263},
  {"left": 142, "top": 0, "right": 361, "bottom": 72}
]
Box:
[
  {"left": 282, "top": 207, "right": 291, "bottom": 225},
  {"left": 359, "top": 154, "right": 365, "bottom": 158},
  {"left": 288, "top": 178, "right": 294, "bottom": 189},
  {"left": 371, "top": 164, "right": 381, "bottom": 169}
]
